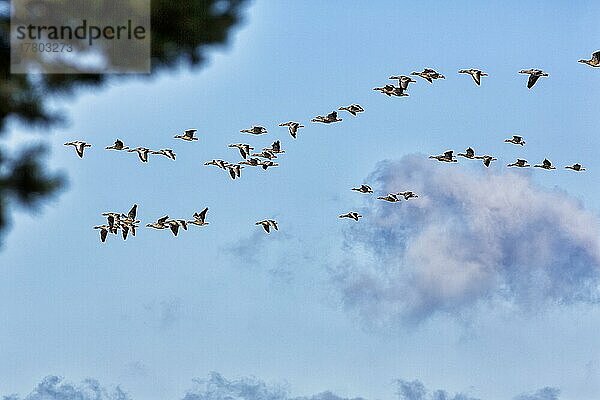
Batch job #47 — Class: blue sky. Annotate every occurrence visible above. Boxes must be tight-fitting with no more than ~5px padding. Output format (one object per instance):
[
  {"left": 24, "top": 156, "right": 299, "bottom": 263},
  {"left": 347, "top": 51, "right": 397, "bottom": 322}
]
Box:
[{"left": 1, "top": 1, "right": 600, "bottom": 400}]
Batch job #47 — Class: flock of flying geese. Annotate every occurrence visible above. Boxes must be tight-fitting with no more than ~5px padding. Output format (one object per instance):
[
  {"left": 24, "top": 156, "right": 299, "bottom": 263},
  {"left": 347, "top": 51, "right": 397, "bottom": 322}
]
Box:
[
  {"left": 64, "top": 50, "right": 599, "bottom": 242},
  {"left": 93, "top": 203, "right": 210, "bottom": 242},
  {"left": 428, "top": 133, "right": 586, "bottom": 172}
]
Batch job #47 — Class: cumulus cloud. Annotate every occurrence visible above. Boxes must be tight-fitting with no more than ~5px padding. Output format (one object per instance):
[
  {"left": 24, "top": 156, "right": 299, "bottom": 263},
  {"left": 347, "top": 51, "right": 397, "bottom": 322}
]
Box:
[
  {"left": 2, "top": 373, "right": 561, "bottom": 400},
  {"left": 3, "top": 375, "right": 130, "bottom": 400},
  {"left": 332, "top": 155, "right": 600, "bottom": 324},
  {"left": 182, "top": 372, "right": 364, "bottom": 400}
]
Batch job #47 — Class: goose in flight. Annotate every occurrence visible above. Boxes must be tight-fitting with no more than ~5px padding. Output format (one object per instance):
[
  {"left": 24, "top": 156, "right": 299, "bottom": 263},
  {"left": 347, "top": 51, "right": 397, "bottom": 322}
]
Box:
[
  {"left": 252, "top": 150, "right": 278, "bottom": 160},
  {"left": 534, "top": 158, "right": 556, "bottom": 170},
  {"left": 279, "top": 121, "right": 304, "bottom": 139},
  {"left": 127, "top": 147, "right": 152, "bottom": 162},
  {"left": 93, "top": 225, "right": 111, "bottom": 243},
  {"left": 174, "top": 129, "right": 199, "bottom": 141},
  {"left": 519, "top": 69, "right": 549, "bottom": 89},
  {"left": 264, "top": 140, "right": 285, "bottom": 154},
  {"left": 239, "top": 157, "right": 262, "bottom": 167},
  {"left": 204, "top": 159, "right": 229, "bottom": 169},
  {"left": 146, "top": 215, "right": 169, "bottom": 230},
  {"left": 151, "top": 149, "right": 176, "bottom": 160},
  {"left": 504, "top": 135, "right": 525, "bottom": 146},
  {"left": 227, "top": 164, "right": 243, "bottom": 179},
  {"left": 105, "top": 139, "right": 129, "bottom": 151},
  {"left": 64, "top": 141, "right": 91, "bottom": 158},
  {"left": 169, "top": 219, "right": 188, "bottom": 231},
  {"left": 507, "top": 159, "right": 530, "bottom": 168},
  {"left": 339, "top": 212, "right": 362, "bottom": 221},
  {"left": 228, "top": 143, "right": 254, "bottom": 159},
  {"left": 240, "top": 126, "right": 268, "bottom": 135},
  {"left": 165, "top": 220, "right": 181, "bottom": 236},
  {"left": 189, "top": 207, "right": 209, "bottom": 227},
  {"left": 119, "top": 204, "right": 139, "bottom": 232},
  {"left": 457, "top": 147, "right": 477, "bottom": 159},
  {"left": 481, "top": 155, "right": 497, "bottom": 167},
  {"left": 565, "top": 163, "right": 585, "bottom": 171},
  {"left": 578, "top": 51, "right": 600, "bottom": 67},
  {"left": 312, "top": 111, "right": 342, "bottom": 124},
  {"left": 429, "top": 150, "right": 457, "bottom": 163},
  {"left": 101, "top": 212, "right": 121, "bottom": 233},
  {"left": 338, "top": 104, "right": 365, "bottom": 116},
  {"left": 259, "top": 160, "right": 279, "bottom": 170},
  {"left": 411, "top": 68, "right": 445, "bottom": 83},
  {"left": 396, "top": 191, "right": 418, "bottom": 200},
  {"left": 120, "top": 219, "right": 139, "bottom": 238},
  {"left": 256, "top": 219, "right": 278, "bottom": 233},
  {"left": 373, "top": 84, "right": 408, "bottom": 97},
  {"left": 389, "top": 75, "right": 417, "bottom": 90},
  {"left": 458, "top": 69, "right": 488, "bottom": 85},
  {"left": 120, "top": 219, "right": 140, "bottom": 240},
  {"left": 377, "top": 194, "right": 401, "bottom": 202},
  {"left": 351, "top": 184, "right": 373, "bottom": 194}
]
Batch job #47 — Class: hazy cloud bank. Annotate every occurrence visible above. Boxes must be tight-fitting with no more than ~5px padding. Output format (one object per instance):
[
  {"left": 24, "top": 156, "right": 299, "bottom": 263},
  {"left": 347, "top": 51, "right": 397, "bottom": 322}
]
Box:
[{"left": 3, "top": 373, "right": 560, "bottom": 400}]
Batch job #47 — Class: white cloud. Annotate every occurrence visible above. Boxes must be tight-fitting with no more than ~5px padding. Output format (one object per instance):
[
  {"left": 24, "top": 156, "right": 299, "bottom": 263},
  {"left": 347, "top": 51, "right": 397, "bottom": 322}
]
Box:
[{"left": 332, "top": 155, "right": 600, "bottom": 325}]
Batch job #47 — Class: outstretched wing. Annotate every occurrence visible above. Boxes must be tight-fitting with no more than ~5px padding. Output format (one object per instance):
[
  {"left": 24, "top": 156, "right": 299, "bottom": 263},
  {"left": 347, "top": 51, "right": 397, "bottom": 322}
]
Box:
[
  {"left": 76, "top": 143, "right": 85, "bottom": 158},
  {"left": 527, "top": 74, "right": 540, "bottom": 89},
  {"left": 592, "top": 51, "right": 600, "bottom": 64},
  {"left": 128, "top": 204, "right": 137, "bottom": 219},
  {"left": 138, "top": 150, "right": 148, "bottom": 163},
  {"left": 198, "top": 207, "right": 208, "bottom": 222}
]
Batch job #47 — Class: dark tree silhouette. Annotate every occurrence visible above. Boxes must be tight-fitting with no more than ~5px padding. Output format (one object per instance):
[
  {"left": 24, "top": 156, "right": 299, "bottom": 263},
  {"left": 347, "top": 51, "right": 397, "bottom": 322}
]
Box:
[{"left": 0, "top": 0, "right": 248, "bottom": 244}]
